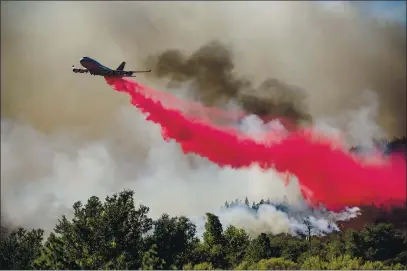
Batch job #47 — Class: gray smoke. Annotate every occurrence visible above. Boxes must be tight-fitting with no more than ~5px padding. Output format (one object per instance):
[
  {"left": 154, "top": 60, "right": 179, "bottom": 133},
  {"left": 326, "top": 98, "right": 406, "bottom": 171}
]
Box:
[
  {"left": 1, "top": 2, "right": 404, "bottom": 236},
  {"left": 2, "top": 115, "right": 358, "bottom": 237},
  {"left": 146, "top": 41, "right": 311, "bottom": 123}
]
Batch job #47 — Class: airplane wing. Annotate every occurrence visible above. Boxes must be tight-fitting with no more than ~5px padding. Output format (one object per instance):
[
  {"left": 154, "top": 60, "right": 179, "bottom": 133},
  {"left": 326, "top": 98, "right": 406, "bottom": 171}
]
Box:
[{"left": 128, "top": 70, "right": 152, "bottom": 73}]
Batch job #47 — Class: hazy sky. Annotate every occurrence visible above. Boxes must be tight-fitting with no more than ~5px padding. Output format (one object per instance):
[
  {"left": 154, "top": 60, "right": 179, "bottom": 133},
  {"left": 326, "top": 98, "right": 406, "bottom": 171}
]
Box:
[
  {"left": 320, "top": 1, "right": 406, "bottom": 24},
  {"left": 1, "top": 0, "right": 405, "bottom": 234},
  {"left": 362, "top": 1, "right": 406, "bottom": 23}
]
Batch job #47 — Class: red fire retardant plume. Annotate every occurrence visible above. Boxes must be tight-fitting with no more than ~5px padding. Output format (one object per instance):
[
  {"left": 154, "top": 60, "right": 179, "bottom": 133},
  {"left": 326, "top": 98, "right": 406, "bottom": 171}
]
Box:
[{"left": 105, "top": 77, "right": 406, "bottom": 211}]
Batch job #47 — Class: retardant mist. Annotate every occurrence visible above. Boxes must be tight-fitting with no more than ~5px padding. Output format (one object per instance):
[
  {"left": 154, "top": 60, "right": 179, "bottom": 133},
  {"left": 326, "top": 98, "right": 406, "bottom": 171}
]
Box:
[
  {"left": 105, "top": 77, "right": 406, "bottom": 211},
  {"left": 1, "top": 1, "right": 405, "bottom": 236}
]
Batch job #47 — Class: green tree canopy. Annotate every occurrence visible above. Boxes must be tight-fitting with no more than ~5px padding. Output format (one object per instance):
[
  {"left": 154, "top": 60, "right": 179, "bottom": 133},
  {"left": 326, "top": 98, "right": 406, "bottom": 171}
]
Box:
[
  {"left": 345, "top": 223, "right": 405, "bottom": 262},
  {"left": 0, "top": 228, "right": 44, "bottom": 269},
  {"left": 223, "top": 225, "right": 250, "bottom": 267},
  {"left": 1, "top": 190, "right": 405, "bottom": 270},
  {"left": 34, "top": 190, "right": 152, "bottom": 269},
  {"left": 244, "top": 233, "right": 271, "bottom": 264},
  {"left": 145, "top": 214, "right": 199, "bottom": 269}
]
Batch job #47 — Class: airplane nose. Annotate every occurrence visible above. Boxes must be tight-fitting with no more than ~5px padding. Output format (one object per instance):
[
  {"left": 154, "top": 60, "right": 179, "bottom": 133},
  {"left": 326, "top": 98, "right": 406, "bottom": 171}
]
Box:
[{"left": 79, "top": 58, "right": 87, "bottom": 67}]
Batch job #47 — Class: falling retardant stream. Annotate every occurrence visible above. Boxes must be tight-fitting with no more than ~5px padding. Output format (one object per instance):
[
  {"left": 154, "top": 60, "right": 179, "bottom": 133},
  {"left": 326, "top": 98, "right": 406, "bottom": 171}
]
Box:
[{"left": 105, "top": 77, "right": 406, "bottom": 211}]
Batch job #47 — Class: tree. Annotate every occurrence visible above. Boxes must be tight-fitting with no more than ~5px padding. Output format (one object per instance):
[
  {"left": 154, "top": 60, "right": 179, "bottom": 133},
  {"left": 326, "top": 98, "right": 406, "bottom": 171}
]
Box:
[
  {"left": 187, "top": 242, "right": 211, "bottom": 267},
  {"left": 33, "top": 232, "right": 79, "bottom": 270},
  {"left": 325, "top": 254, "right": 363, "bottom": 270},
  {"left": 146, "top": 214, "right": 199, "bottom": 269},
  {"left": 244, "top": 233, "right": 271, "bottom": 264},
  {"left": 250, "top": 257, "right": 298, "bottom": 270},
  {"left": 34, "top": 190, "right": 153, "bottom": 269},
  {"left": 345, "top": 223, "right": 406, "bottom": 262},
  {"left": 224, "top": 201, "right": 230, "bottom": 208},
  {"left": 235, "top": 260, "right": 251, "bottom": 270},
  {"left": 191, "top": 262, "right": 214, "bottom": 270},
  {"left": 2, "top": 190, "right": 406, "bottom": 270},
  {"left": 303, "top": 217, "right": 312, "bottom": 249},
  {"left": 300, "top": 255, "right": 328, "bottom": 270},
  {"left": 322, "top": 233, "right": 346, "bottom": 259},
  {"left": 0, "top": 227, "right": 44, "bottom": 269},
  {"left": 202, "top": 213, "right": 227, "bottom": 269},
  {"left": 386, "top": 251, "right": 407, "bottom": 267},
  {"left": 361, "top": 260, "right": 404, "bottom": 270},
  {"left": 142, "top": 244, "right": 165, "bottom": 270},
  {"left": 203, "top": 213, "right": 224, "bottom": 247},
  {"left": 301, "top": 254, "right": 403, "bottom": 270},
  {"left": 223, "top": 225, "right": 250, "bottom": 267},
  {"left": 269, "top": 234, "right": 308, "bottom": 262}
]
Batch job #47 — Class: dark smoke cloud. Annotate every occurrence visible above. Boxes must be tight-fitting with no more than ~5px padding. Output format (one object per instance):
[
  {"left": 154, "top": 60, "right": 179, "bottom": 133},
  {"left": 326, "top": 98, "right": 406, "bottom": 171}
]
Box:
[
  {"left": 147, "top": 41, "right": 312, "bottom": 124},
  {"left": 1, "top": 1, "right": 406, "bottom": 233}
]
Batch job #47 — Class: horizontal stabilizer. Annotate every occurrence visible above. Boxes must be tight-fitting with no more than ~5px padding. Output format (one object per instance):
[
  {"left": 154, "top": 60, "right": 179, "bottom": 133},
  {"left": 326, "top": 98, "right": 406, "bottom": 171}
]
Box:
[{"left": 131, "top": 70, "right": 152, "bottom": 73}]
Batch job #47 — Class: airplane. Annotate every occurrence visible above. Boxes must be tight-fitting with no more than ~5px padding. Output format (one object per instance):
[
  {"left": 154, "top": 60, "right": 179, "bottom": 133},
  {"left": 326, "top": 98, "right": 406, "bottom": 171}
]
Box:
[{"left": 72, "top": 56, "right": 151, "bottom": 77}]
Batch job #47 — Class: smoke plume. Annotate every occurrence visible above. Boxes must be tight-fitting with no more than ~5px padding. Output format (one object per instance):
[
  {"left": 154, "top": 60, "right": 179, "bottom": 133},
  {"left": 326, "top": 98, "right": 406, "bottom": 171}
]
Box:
[
  {"left": 146, "top": 41, "right": 311, "bottom": 124},
  {"left": 106, "top": 77, "right": 406, "bottom": 210},
  {"left": 1, "top": 2, "right": 405, "bottom": 235}
]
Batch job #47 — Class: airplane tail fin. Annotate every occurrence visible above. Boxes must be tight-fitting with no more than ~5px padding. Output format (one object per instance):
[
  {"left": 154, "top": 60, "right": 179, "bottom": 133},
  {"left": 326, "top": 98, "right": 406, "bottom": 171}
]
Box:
[{"left": 116, "top": 61, "right": 126, "bottom": 71}]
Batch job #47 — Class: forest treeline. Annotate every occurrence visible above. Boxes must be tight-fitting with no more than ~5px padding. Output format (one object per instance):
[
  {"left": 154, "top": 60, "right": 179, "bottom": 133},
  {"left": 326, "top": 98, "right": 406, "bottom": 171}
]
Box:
[
  {"left": 1, "top": 137, "right": 406, "bottom": 269},
  {"left": 1, "top": 190, "right": 406, "bottom": 270}
]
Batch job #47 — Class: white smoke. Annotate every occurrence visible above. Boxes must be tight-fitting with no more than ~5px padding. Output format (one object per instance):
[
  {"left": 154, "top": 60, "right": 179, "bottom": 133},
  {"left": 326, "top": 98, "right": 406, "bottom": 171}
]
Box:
[
  {"left": 3, "top": 1, "right": 403, "bottom": 238},
  {"left": 2, "top": 107, "right": 359, "bottom": 237},
  {"left": 191, "top": 201, "right": 361, "bottom": 239},
  {"left": 313, "top": 90, "right": 387, "bottom": 150}
]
